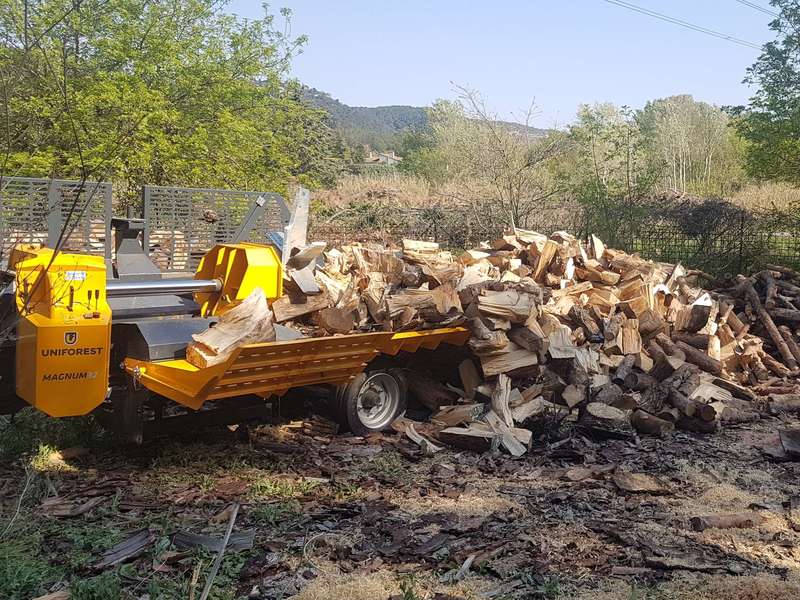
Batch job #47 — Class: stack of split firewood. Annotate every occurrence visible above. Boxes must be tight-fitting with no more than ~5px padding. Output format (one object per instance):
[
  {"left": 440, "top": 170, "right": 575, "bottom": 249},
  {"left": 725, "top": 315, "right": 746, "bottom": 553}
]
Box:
[
  {"left": 195, "top": 229, "right": 800, "bottom": 455},
  {"left": 711, "top": 265, "right": 800, "bottom": 385}
]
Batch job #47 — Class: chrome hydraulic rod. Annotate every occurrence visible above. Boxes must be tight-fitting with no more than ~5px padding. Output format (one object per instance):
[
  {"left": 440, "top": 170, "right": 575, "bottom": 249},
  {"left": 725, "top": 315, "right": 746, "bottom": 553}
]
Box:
[{"left": 105, "top": 278, "right": 222, "bottom": 297}]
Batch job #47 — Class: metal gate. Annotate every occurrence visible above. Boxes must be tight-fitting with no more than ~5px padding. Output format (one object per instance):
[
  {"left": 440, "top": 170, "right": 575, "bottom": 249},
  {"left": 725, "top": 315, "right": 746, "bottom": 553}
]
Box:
[
  {"left": 0, "top": 177, "right": 113, "bottom": 262},
  {"left": 142, "top": 185, "right": 290, "bottom": 272}
]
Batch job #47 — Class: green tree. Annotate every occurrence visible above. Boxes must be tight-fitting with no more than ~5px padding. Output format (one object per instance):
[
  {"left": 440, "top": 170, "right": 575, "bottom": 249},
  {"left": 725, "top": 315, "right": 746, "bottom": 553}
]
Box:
[
  {"left": 405, "top": 92, "right": 567, "bottom": 227},
  {"left": 0, "top": 0, "right": 345, "bottom": 202},
  {"left": 733, "top": 0, "right": 800, "bottom": 184},
  {"left": 639, "top": 95, "right": 744, "bottom": 195}
]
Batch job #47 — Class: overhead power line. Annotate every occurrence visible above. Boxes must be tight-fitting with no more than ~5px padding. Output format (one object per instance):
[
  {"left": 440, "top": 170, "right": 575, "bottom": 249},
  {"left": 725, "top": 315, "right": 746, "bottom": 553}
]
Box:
[
  {"left": 734, "top": 0, "right": 779, "bottom": 18},
  {"left": 601, "top": 0, "right": 763, "bottom": 50}
]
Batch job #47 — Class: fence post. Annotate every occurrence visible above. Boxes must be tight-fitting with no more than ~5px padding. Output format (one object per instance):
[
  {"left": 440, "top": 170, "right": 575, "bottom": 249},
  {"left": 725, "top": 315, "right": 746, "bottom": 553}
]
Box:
[{"left": 737, "top": 211, "right": 745, "bottom": 274}]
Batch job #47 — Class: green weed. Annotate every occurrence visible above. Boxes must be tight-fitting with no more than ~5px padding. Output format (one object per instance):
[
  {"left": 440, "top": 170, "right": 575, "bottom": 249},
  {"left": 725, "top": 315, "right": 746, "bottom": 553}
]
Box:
[
  {"left": 70, "top": 572, "right": 122, "bottom": 600},
  {"left": 398, "top": 573, "right": 422, "bottom": 600},
  {"left": 250, "top": 499, "right": 301, "bottom": 526},
  {"left": 0, "top": 535, "right": 64, "bottom": 600},
  {"left": 535, "top": 576, "right": 562, "bottom": 599},
  {"left": 248, "top": 476, "right": 319, "bottom": 500},
  {"left": 0, "top": 409, "right": 104, "bottom": 462}
]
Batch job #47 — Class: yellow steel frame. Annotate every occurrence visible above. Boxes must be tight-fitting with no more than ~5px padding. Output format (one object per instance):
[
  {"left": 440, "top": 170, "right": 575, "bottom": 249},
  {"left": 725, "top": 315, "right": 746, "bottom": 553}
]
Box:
[{"left": 124, "top": 327, "right": 469, "bottom": 410}]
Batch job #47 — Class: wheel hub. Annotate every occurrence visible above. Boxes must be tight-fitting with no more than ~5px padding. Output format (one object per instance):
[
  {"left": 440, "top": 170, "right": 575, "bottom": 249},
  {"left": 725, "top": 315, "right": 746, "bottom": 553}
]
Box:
[{"left": 356, "top": 372, "right": 401, "bottom": 430}]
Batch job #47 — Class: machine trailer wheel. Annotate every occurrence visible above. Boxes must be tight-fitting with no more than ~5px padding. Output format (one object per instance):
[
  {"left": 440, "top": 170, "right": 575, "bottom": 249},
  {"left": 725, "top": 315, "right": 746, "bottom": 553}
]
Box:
[{"left": 335, "top": 370, "right": 407, "bottom": 435}]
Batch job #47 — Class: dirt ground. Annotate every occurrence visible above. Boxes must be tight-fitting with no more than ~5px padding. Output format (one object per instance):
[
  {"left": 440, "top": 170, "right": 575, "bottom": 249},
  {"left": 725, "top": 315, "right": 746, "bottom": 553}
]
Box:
[{"left": 2, "top": 403, "right": 800, "bottom": 600}]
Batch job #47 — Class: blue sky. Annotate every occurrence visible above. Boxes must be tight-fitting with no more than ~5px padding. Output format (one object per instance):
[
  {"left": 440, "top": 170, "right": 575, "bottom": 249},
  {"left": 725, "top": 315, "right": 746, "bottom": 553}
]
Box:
[{"left": 227, "top": 0, "right": 776, "bottom": 127}]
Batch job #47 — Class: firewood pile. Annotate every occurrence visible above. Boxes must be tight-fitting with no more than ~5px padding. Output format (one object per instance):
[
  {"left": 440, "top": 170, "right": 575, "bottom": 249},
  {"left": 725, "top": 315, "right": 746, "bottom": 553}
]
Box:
[{"left": 194, "top": 229, "right": 800, "bottom": 456}]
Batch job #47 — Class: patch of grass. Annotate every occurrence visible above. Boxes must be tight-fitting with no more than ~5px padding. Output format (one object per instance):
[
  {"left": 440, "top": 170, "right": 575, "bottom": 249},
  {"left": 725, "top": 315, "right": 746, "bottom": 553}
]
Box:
[
  {"left": 54, "top": 521, "right": 125, "bottom": 570},
  {"left": 248, "top": 476, "right": 320, "bottom": 500},
  {"left": 0, "top": 409, "right": 105, "bottom": 462},
  {"left": 250, "top": 499, "right": 301, "bottom": 526},
  {"left": 533, "top": 576, "right": 563, "bottom": 600},
  {"left": 367, "top": 452, "right": 408, "bottom": 480},
  {"left": 398, "top": 573, "right": 422, "bottom": 600},
  {"left": 0, "top": 534, "right": 64, "bottom": 600},
  {"left": 333, "top": 481, "right": 363, "bottom": 501},
  {"left": 70, "top": 571, "right": 122, "bottom": 600}
]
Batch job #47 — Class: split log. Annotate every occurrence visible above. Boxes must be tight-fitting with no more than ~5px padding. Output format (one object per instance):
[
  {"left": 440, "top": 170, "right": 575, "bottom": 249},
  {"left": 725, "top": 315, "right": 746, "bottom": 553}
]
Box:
[
  {"left": 490, "top": 374, "right": 514, "bottom": 427},
  {"left": 779, "top": 325, "right": 800, "bottom": 365},
  {"left": 187, "top": 289, "right": 275, "bottom": 368},
  {"left": 466, "top": 317, "right": 508, "bottom": 354},
  {"left": 532, "top": 239, "right": 559, "bottom": 282},
  {"left": 674, "top": 341, "right": 722, "bottom": 376},
  {"left": 738, "top": 276, "right": 797, "bottom": 370},
  {"left": 458, "top": 359, "right": 482, "bottom": 400},
  {"left": 593, "top": 382, "right": 624, "bottom": 406},
  {"left": 613, "top": 355, "right": 637, "bottom": 385},
  {"left": 480, "top": 347, "right": 539, "bottom": 377},
  {"left": 508, "top": 322, "right": 548, "bottom": 354},
  {"left": 438, "top": 426, "right": 498, "bottom": 452},
  {"left": 271, "top": 292, "right": 330, "bottom": 323},
  {"left": 404, "top": 371, "right": 460, "bottom": 411},
  {"left": 477, "top": 290, "right": 534, "bottom": 323},
  {"left": 561, "top": 383, "right": 587, "bottom": 408},
  {"left": 631, "top": 410, "right": 674, "bottom": 437},
  {"left": 579, "top": 402, "right": 633, "bottom": 439},
  {"left": 650, "top": 353, "right": 685, "bottom": 382},
  {"left": 483, "top": 410, "right": 528, "bottom": 456},
  {"left": 431, "top": 404, "right": 484, "bottom": 427},
  {"left": 768, "top": 394, "right": 800, "bottom": 414},
  {"left": 315, "top": 307, "right": 355, "bottom": 334},
  {"left": 511, "top": 396, "right": 547, "bottom": 423},
  {"left": 678, "top": 303, "right": 712, "bottom": 333}
]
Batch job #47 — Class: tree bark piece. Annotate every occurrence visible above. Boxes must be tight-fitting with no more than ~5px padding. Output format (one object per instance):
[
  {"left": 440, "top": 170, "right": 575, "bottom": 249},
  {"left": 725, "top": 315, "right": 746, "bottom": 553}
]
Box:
[
  {"left": 689, "top": 512, "right": 764, "bottom": 532},
  {"left": 491, "top": 374, "right": 514, "bottom": 428}
]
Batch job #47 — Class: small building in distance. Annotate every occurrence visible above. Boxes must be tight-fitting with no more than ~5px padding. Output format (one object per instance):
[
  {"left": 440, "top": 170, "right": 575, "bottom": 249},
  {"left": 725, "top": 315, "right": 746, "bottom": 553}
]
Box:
[{"left": 364, "top": 149, "right": 403, "bottom": 166}]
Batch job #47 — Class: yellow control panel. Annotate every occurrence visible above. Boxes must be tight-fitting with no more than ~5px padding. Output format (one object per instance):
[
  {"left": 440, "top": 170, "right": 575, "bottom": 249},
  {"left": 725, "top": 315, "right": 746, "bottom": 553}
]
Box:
[{"left": 12, "top": 247, "right": 112, "bottom": 416}]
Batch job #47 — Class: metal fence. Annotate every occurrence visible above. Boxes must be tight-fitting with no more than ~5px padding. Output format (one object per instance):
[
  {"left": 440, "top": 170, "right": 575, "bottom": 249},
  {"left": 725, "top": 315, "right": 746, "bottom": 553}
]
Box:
[
  {"left": 0, "top": 178, "right": 289, "bottom": 271},
  {"left": 0, "top": 177, "right": 113, "bottom": 260},
  {"left": 142, "top": 185, "right": 289, "bottom": 271},
  {"left": 310, "top": 203, "right": 800, "bottom": 277}
]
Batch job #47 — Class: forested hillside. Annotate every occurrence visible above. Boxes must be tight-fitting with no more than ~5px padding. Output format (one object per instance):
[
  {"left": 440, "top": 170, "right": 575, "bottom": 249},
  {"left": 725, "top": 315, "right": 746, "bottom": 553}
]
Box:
[
  {"left": 301, "top": 88, "right": 427, "bottom": 150},
  {"left": 302, "top": 87, "right": 550, "bottom": 151}
]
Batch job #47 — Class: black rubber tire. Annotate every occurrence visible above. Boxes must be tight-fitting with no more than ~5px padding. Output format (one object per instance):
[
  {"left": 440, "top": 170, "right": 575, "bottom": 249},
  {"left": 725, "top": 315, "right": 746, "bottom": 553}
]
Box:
[{"left": 334, "top": 370, "right": 408, "bottom": 436}]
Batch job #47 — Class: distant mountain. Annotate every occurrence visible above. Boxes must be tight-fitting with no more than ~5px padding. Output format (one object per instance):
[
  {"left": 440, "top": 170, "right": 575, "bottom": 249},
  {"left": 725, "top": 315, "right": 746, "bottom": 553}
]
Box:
[
  {"left": 301, "top": 88, "right": 427, "bottom": 150},
  {"left": 301, "top": 88, "right": 549, "bottom": 151}
]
